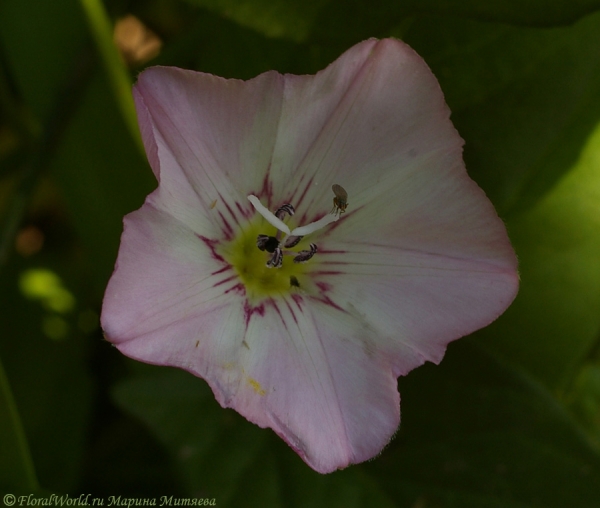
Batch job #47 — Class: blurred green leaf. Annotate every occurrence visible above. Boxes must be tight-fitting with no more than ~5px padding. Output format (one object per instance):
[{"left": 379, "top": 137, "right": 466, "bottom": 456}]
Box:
[
  {"left": 413, "top": 0, "right": 600, "bottom": 27},
  {"left": 0, "top": 0, "right": 87, "bottom": 121},
  {"left": 50, "top": 69, "right": 155, "bottom": 293},
  {"left": 404, "top": 11, "right": 600, "bottom": 216},
  {"left": 0, "top": 0, "right": 153, "bottom": 293},
  {"left": 182, "top": 0, "right": 328, "bottom": 43},
  {"left": 478, "top": 119, "right": 600, "bottom": 390},
  {"left": 113, "top": 367, "right": 395, "bottom": 508},
  {"left": 368, "top": 340, "right": 600, "bottom": 508},
  {"left": 398, "top": 11, "right": 600, "bottom": 391},
  {"left": 179, "top": 0, "right": 600, "bottom": 45},
  {"left": 0, "top": 2, "right": 96, "bottom": 491},
  {"left": 0, "top": 354, "right": 38, "bottom": 493},
  {"left": 567, "top": 360, "right": 600, "bottom": 446},
  {"left": 113, "top": 340, "right": 600, "bottom": 507},
  {"left": 0, "top": 256, "right": 93, "bottom": 493},
  {"left": 149, "top": 9, "right": 305, "bottom": 79},
  {"left": 80, "top": 405, "right": 184, "bottom": 496}
]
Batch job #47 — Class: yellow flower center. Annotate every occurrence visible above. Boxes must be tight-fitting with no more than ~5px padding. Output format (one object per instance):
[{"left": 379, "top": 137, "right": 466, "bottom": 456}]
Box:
[{"left": 220, "top": 217, "right": 311, "bottom": 302}]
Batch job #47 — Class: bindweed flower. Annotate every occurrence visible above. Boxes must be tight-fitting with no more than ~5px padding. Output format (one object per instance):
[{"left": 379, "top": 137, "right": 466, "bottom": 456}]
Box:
[{"left": 101, "top": 38, "right": 518, "bottom": 474}]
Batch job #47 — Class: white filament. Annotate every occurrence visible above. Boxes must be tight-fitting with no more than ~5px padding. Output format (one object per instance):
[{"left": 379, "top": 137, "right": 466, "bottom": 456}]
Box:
[
  {"left": 290, "top": 213, "right": 339, "bottom": 236},
  {"left": 247, "top": 195, "right": 291, "bottom": 235}
]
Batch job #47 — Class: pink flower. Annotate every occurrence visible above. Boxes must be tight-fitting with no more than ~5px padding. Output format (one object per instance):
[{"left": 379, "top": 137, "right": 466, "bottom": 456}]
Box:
[{"left": 101, "top": 38, "right": 518, "bottom": 473}]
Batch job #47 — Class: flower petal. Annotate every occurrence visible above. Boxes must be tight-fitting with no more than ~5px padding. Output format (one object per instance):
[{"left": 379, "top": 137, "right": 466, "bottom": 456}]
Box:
[
  {"left": 231, "top": 298, "right": 401, "bottom": 473},
  {"left": 101, "top": 204, "right": 240, "bottom": 357},
  {"left": 268, "top": 37, "right": 518, "bottom": 366},
  {"left": 200, "top": 296, "right": 402, "bottom": 473},
  {"left": 305, "top": 148, "right": 519, "bottom": 370},
  {"left": 266, "top": 39, "right": 457, "bottom": 218},
  {"left": 133, "top": 66, "right": 285, "bottom": 235},
  {"left": 311, "top": 243, "right": 517, "bottom": 373}
]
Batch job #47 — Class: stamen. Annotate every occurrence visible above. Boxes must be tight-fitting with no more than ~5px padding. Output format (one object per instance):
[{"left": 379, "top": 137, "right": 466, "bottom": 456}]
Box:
[
  {"left": 266, "top": 248, "right": 283, "bottom": 268},
  {"left": 275, "top": 204, "right": 295, "bottom": 220},
  {"left": 256, "top": 235, "right": 279, "bottom": 253},
  {"left": 249, "top": 191, "right": 346, "bottom": 269},
  {"left": 294, "top": 244, "right": 317, "bottom": 263},
  {"left": 284, "top": 235, "right": 303, "bottom": 248}
]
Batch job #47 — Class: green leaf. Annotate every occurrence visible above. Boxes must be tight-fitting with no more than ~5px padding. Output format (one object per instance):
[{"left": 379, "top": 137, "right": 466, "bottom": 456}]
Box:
[
  {"left": 477, "top": 119, "right": 600, "bottom": 390},
  {"left": 0, "top": 257, "right": 93, "bottom": 493},
  {"left": 368, "top": 340, "right": 600, "bottom": 508},
  {"left": 566, "top": 360, "right": 600, "bottom": 446},
  {"left": 0, "top": 0, "right": 87, "bottom": 121},
  {"left": 178, "top": 0, "right": 600, "bottom": 46},
  {"left": 113, "top": 367, "right": 395, "bottom": 507},
  {"left": 49, "top": 70, "right": 155, "bottom": 293},
  {"left": 0, "top": 0, "right": 154, "bottom": 293},
  {"left": 181, "top": 0, "right": 329, "bottom": 42},
  {"left": 0, "top": 354, "right": 38, "bottom": 493},
  {"left": 399, "top": 11, "right": 600, "bottom": 390},
  {"left": 150, "top": 10, "right": 307, "bottom": 80},
  {"left": 403, "top": 11, "right": 600, "bottom": 216},
  {"left": 113, "top": 340, "right": 600, "bottom": 506},
  {"left": 406, "top": 0, "right": 600, "bottom": 27}
]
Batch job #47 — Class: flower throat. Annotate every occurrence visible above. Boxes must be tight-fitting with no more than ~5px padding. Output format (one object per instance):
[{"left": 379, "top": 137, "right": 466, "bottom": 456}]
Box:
[{"left": 220, "top": 186, "right": 346, "bottom": 300}]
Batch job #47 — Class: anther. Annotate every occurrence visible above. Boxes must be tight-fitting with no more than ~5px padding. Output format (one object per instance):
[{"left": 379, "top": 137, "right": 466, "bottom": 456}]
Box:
[
  {"left": 293, "top": 243, "right": 317, "bottom": 263},
  {"left": 275, "top": 204, "right": 295, "bottom": 220},
  {"left": 266, "top": 248, "right": 283, "bottom": 268},
  {"left": 257, "top": 235, "right": 279, "bottom": 253},
  {"left": 284, "top": 235, "right": 303, "bottom": 248}
]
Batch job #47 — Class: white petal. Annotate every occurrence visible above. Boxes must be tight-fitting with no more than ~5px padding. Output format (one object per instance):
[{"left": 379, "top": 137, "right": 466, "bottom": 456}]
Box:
[
  {"left": 224, "top": 296, "right": 400, "bottom": 474},
  {"left": 133, "top": 67, "right": 285, "bottom": 235},
  {"left": 310, "top": 241, "right": 518, "bottom": 372}
]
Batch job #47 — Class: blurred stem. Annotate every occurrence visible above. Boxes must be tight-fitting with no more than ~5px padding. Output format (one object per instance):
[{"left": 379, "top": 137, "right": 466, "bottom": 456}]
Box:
[
  {"left": 0, "top": 49, "right": 38, "bottom": 180},
  {"left": 0, "top": 45, "right": 95, "bottom": 269},
  {"left": 78, "top": 0, "right": 144, "bottom": 154},
  {"left": 0, "top": 50, "right": 40, "bottom": 146},
  {"left": 0, "top": 354, "right": 39, "bottom": 490}
]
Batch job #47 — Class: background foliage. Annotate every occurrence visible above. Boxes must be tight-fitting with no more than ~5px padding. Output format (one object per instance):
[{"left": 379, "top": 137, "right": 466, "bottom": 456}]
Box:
[{"left": 1, "top": 0, "right": 600, "bottom": 505}]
